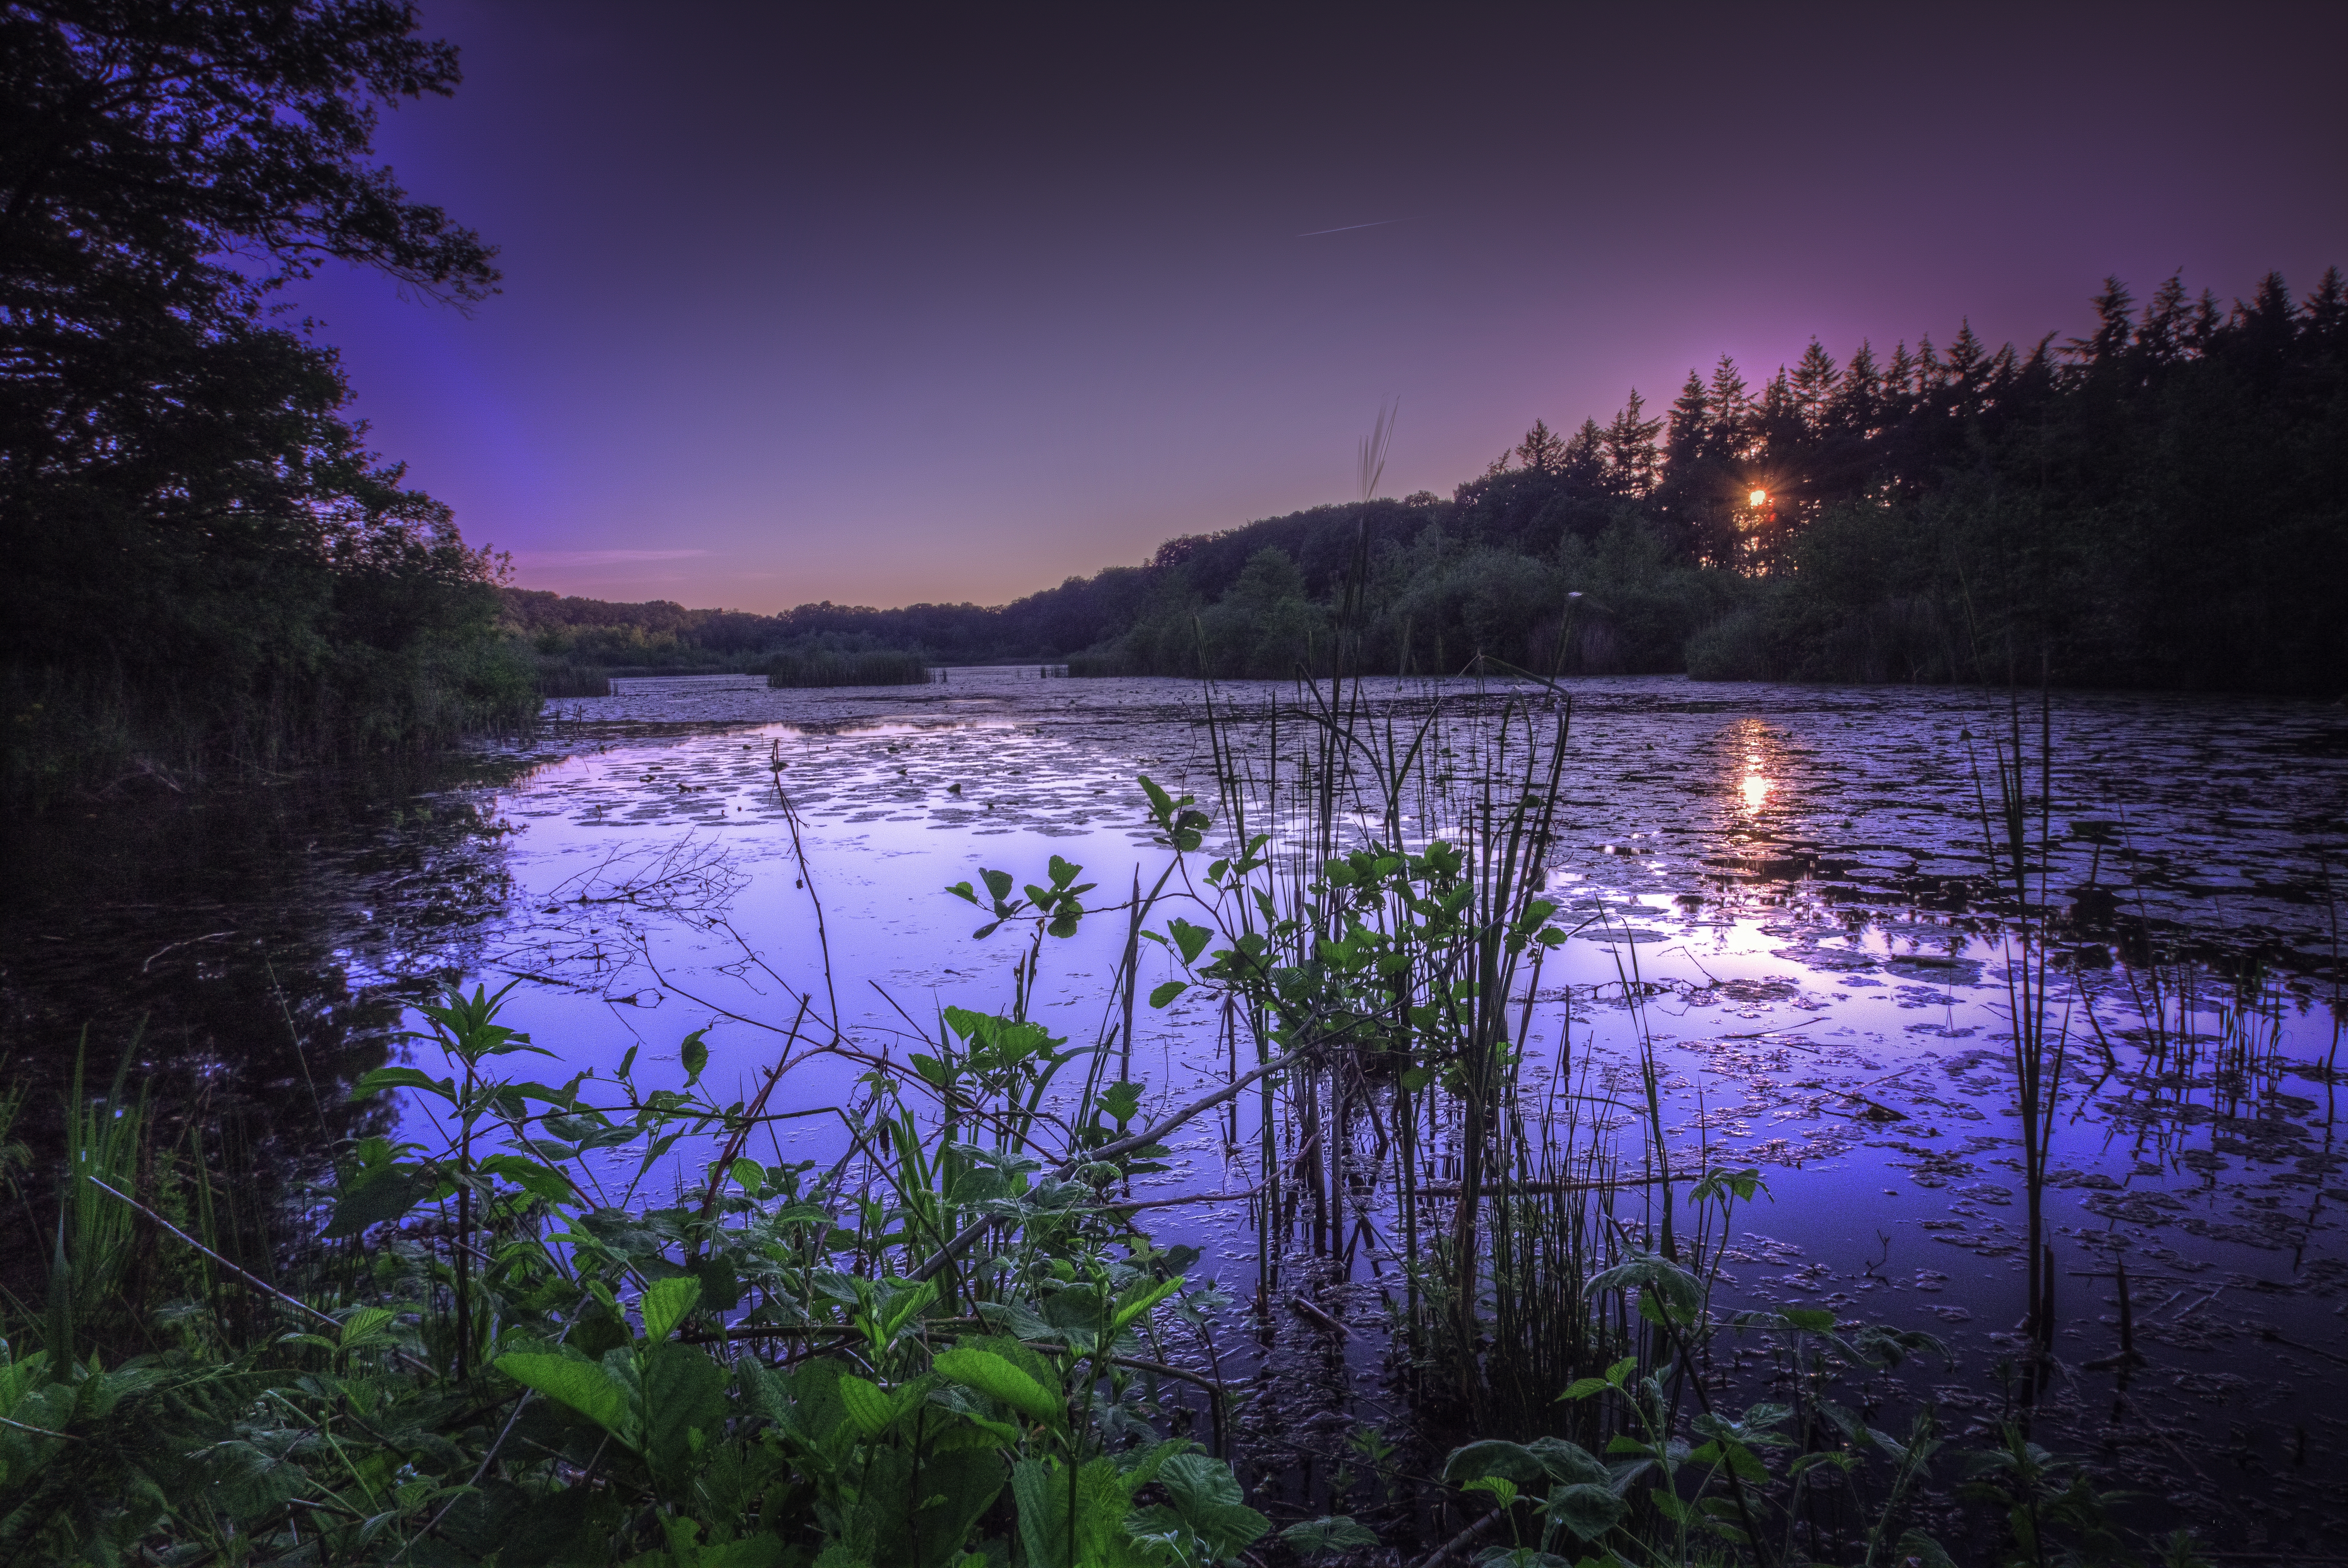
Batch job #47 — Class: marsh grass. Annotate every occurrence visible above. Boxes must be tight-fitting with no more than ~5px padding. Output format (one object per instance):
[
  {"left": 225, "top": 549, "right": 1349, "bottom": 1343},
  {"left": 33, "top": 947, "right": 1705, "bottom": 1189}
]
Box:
[
  {"left": 532, "top": 656, "right": 613, "bottom": 698},
  {"left": 764, "top": 648, "right": 928, "bottom": 688},
  {"left": 0, "top": 659, "right": 2258, "bottom": 1565}
]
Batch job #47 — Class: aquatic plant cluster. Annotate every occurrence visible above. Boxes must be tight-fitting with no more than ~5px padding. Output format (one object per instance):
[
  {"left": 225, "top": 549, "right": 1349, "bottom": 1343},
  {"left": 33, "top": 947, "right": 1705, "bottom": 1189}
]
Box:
[{"left": 9, "top": 667, "right": 2311, "bottom": 1568}]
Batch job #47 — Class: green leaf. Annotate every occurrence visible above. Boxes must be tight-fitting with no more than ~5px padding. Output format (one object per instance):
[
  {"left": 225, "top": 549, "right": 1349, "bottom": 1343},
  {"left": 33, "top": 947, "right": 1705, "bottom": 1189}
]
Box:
[
  {"left": 880, "top": 1280, "right": 938, "bottom": 1341},
  {"left": 696, "top": 1538, "right": 786, "bottom": 1568},
  {"left": 1463, "top": 1475, "right": 1519, "bottom": 1509},
  {"left": 1444, "top": 1439, "right": 1546, "bottom": 1490},
  {"left": 349, "top": 1066, "right": 452, "bottom": 1103},
  {"left": 680, "top": 1029, "right": 710, "bottom": 1084},
  {"left": 1158, "top": 1452, "right": 1270, "bottom": 1557},
  {"left": 946, "top": 880, "right": 978, "bottom": 904},
  {"left": 325, "top": 1165, "right": 436, "bottom": 1238},
  {"left": 1148, "top": 980, "right": 1188, "bottom": 1008},
  {"left": 475, "top": 1154, "right": 574, "bottom": 1205},
  {"left": 1112, "top": 1275, "right": 1185, "bottom": 1332},
  {"left": 639, "top": 1342, "right": 728, "bottom": 1469},
  {"left": 496, "top": 1352, "right": 631, "bottom": 1439},
  {"left": 1550, "top": 1482, "right": 1626, "bottom": 1542},
  {"left": 1167, "top": 918, "right": 1214, "bottom": 965},
  {"left": 1280, "top": 1516, "right": 1380, "bottom": 1556},
  {"left": 1777, "top": 1306, "right": 1837, "bottom": 1333},
  {"left": 1525, "top": 1436, "right": 1610, "bottom": 1487},
  {"left": 640, "top": 1274, "right": 702, "bottom": 1343},
  {"left": 1558, "top": 1377, "right": 1611, "bottom": 1402},
  {"left": 1895, "top": 1532, "right": 1960, "bottom": 1568},
  {"left": 838, "top": 1373, "right": 896, "bottom": 1439},
  {"left": 1589, "top": 1252, "right": 1702, "bottom": 1324},
  {"left": 930, "top": 1347, "right": 1062, "bottom": 1427},
  {"left": 1097, "top": 1080, "right": 1143, "bottom": 1125}
]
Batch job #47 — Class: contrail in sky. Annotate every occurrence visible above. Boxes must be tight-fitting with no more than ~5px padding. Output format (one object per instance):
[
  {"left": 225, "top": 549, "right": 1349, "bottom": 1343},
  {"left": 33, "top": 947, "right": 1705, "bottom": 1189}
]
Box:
[{"left": 1294, "top": 218, "right": 1407, "bottom": 237}]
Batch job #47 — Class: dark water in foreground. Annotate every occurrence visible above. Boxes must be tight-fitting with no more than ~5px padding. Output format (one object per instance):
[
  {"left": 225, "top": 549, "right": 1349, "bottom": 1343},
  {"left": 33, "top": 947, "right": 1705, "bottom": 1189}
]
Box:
[{"left": 6, "top": 671, "right": 2345, "bottom": 1551}]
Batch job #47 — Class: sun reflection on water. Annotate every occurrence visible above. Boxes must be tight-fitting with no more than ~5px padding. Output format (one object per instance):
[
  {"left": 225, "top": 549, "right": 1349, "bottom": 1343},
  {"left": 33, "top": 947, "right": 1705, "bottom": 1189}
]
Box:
[{"left": 1732, "top": 722, "right": 1778, "bottom": 813}]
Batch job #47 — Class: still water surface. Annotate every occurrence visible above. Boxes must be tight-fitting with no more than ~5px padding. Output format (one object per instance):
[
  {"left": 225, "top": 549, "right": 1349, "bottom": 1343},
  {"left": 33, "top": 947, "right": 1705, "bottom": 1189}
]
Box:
[{"left": 7, "top": 669, "right": 2344, "bottom": 1548}]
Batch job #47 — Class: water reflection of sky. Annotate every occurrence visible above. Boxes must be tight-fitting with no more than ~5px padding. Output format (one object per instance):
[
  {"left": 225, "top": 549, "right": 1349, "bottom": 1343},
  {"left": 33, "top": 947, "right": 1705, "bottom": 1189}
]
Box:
[{"left": 397, "top": 670, "right": 2348, "bottom": 1545}]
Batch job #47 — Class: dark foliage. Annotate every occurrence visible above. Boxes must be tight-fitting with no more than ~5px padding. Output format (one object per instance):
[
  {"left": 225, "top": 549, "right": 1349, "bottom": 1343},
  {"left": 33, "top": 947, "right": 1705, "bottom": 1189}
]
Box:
[
  {"left": 525, "top": 266, "right": 2344, "bottom": 696},
  {"left": 1, "top": 2, "right": 530, "bottom": 805}
]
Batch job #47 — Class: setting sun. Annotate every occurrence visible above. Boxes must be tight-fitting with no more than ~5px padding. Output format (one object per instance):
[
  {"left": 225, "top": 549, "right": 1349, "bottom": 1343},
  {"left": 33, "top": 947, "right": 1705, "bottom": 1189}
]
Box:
[{"left": 1749, "top": 488, "right": 1769, "bottom": 507}]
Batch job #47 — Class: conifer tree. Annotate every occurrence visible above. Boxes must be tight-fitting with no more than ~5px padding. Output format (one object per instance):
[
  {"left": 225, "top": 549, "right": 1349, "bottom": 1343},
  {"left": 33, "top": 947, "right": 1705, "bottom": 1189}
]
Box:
[
  {"left": 1561, "top": 420, "right": 1608, "bottom": 486},
  {"left": 1706, "top": 355, "right": 1751, "bottom": 458},
  {"left": 1832, "top": 341, "right": 1882, "bottom": 434},
  {"left": 1515, "top": 418, "right": 1567, "bottom": 475},
  {"left": 1602, "top": 390, "right": 1662, "bottom": 494},
  {"left": 1790, "top": 339, "right": 1840, "bottom": 430},
  {"left": 1666, "top": 370, "right": 1711, "bottom": 467}
]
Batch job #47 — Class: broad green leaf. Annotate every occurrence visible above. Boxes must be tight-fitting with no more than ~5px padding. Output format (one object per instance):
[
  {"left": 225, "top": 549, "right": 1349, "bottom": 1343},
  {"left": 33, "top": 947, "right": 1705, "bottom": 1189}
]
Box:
[
  {"left": 1550, "top": 1482, "right": 1626, "bottom": 1542},
  {"left": 496, "top": 1352, "right": 631, "bottom": 1439},
  {"left": 1464, "top": 1475, "right": 1520, "bottom": 1509},
  {"left": 639, "top": 1342, "right": 728, "bottom": 1469},
  {"left": 839, "top": 1373, "right": 896, "bottom": 1438},
  {"left": 349, "top": 1066, "right": 452, "bottom": 1102},
  {"left": 695, "top": 1537, "right": 786, "bottom": 1568},
  {"left": 679, "top": 1029, "right": 709, "bottom": 1084},
  {"left": 1444, "top": 1439, "right": 1546, "bottom": 1490},
  {"left": 1097, "top": 1080, "right": 1143, "bottom": 1125},
  {"left": 324, "top": 1165, "right": 436, "bottom": 1238},
  {"left": 1167, "top": 918, "right": 1214, "bottom": 965},
  {"left": 640, "top": 1274, "right": 702, "bottom": 1343},
  {"left": 930, "top": 1347, "right": 1061, "bottom": 1427},
  {"left": 476, "top": 1154, "right": 574, "bottom": 1205},
  {"left": 1895, "top": 1530, "right": 1960, "bottom": 1568},
  {"left": 1525, "top": 1436, "right": 1609, "bottom": 1487},
  {"left": 1111, "top": 1275, "right": 1186, "bottom": 1333},
  {"left": 1280, "top": 1516, "right": 1380, "bottom": 1556},
  {"left": 1148, "top": 980, "right": 1187, "bottom": 1008},
  {"left": 880, "top": 1280, "right": 938, "bottom": 1341},
  {"left": 1158, "top": 1452, "right": 1269, "bottom": 1557}
]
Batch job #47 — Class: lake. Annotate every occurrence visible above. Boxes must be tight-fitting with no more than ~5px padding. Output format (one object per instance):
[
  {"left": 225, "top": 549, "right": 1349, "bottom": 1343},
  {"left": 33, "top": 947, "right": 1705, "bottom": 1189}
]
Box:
[{"left": 7, "top": 668, "right": 2343, "bottom": 1553}]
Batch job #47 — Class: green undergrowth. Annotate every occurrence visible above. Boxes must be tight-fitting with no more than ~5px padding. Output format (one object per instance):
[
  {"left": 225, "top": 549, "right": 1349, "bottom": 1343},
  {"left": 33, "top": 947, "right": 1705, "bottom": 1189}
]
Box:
[{"left": 1, "top": 725, "right": 2221, "bottom": 1565}]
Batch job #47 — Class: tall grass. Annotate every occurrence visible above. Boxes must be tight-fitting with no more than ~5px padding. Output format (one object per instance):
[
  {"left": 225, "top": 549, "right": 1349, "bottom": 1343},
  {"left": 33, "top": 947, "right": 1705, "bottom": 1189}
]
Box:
[
  {"left": 531, "top": 656, "right": 613, "bottom": 698},
  {"left": 0, "top": 658, "right": 2214, "bottom": 1564},
  {"left": 764, "top": 648, "right": 928, "bottom": 687}
]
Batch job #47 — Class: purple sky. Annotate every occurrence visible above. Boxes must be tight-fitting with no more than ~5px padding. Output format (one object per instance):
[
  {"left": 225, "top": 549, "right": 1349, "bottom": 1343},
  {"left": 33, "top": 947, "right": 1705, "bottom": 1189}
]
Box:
[{"left": 291, "top": 2, "right": 2348, "bottom": 612}]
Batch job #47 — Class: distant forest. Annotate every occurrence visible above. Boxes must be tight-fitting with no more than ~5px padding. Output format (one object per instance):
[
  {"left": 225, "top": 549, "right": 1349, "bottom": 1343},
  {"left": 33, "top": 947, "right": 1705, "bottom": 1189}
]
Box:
[{"left": 522, "top": 267, "right": 2348, "bottom": 696}]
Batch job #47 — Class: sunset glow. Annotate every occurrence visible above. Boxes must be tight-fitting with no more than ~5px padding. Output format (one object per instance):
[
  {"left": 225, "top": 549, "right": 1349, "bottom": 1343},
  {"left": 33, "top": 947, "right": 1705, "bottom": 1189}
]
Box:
[{"left": 1750, "top": 489, "right": 1770, "bottom": 507}]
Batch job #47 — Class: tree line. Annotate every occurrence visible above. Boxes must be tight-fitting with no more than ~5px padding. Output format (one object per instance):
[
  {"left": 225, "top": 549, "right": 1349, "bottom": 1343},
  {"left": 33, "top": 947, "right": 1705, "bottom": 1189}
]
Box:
[{"left": 530, "top": 267, "right": 2345, "bottom": 696}]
